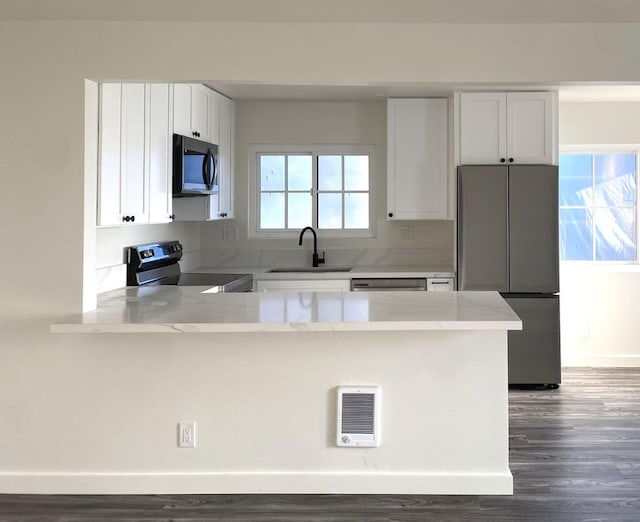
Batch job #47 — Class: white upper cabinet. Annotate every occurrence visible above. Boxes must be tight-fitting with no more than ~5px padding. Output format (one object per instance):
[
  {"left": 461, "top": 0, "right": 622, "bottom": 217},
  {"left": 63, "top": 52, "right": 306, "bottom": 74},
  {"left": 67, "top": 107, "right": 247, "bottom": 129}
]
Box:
[
  {"left": 173, "top": 89, "right": 235, "bottom": 223},
  {"left": 173, "top": 83, "right": 211, "bottom": 141},
  {"left": 98, "top": 83, "right": 173, "bottom": 227},
  {"left": 506, "top": 92, "right": 555, "bottom": 164},
  {"left": 146, "top": 84, "right": 173, "bottom": 224},
  {"left": 98, "top": 83, "right": 148, "bottom": 226},
  {"left": 459, "top": 91, "right": 557, "bottom": 165},
  {"left": 387, "top": 98, "right": 449, "bottom": 220},
  {"left": 212, "top": 94, "right": 234, "bottom": 220}
]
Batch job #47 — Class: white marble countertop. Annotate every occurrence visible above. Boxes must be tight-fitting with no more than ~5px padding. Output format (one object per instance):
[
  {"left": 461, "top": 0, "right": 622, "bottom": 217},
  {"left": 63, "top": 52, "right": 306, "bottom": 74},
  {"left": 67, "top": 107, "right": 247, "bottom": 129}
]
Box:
[{"left": 52, "top": 288, "right": 521, "bottom": 334}]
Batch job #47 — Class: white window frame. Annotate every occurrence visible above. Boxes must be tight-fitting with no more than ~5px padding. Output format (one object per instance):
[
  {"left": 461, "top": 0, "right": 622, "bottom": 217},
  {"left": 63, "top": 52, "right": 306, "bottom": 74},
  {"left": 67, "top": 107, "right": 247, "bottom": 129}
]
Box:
[
  {"left": 560, "top": 144, "right": 639, "bottom": 265},
  {"left": 248, "top": 144, "right": 376, "bottom": 239}
]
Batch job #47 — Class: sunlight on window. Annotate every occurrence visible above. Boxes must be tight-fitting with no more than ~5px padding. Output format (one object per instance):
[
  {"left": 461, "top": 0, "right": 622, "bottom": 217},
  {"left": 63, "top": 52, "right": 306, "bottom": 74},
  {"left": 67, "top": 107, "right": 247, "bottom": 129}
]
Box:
[{"left": 559, "top": 152, "right": 637, "bottom": 262}]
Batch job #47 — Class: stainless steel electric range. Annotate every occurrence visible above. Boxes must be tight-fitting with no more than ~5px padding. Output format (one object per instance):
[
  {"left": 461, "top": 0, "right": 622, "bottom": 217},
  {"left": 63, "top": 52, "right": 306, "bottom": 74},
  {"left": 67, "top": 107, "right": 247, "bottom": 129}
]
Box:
[{"left": 126, "top": 240, "right": 253, "bottom": 292}]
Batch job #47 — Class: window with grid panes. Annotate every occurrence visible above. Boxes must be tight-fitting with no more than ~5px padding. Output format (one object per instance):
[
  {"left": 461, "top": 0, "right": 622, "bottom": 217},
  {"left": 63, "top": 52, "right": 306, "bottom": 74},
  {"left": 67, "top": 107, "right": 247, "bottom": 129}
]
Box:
[
  {"left": 256, "top": 147, "right": 372, "bottom": 234},
  {"left": 559, "top": 151, "right": 637, "bottom": 262}
]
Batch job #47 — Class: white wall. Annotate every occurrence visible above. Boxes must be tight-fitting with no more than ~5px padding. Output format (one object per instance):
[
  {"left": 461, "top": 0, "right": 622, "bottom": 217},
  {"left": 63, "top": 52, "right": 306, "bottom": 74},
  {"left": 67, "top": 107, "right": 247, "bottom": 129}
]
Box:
[
  {"left": 4, "top": 10, "right": 640, "bottom": 492},
  {"left": 559, "top": 102, "right": 640, "bottom": 366},
  {"left": 200, "top": 100, "right": 454, "bottom": 267}
]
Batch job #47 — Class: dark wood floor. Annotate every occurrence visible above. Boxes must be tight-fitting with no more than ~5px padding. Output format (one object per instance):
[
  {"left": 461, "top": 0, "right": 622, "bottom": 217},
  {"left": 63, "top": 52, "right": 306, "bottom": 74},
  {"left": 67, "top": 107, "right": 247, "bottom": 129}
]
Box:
[{"left": 1, "top": 367, "right": 639, "bottom": 521}]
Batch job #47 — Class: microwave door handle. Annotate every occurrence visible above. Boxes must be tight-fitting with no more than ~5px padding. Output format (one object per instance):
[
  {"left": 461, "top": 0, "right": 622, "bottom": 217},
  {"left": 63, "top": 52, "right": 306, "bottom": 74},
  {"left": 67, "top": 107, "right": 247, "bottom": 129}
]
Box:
[
  {"left": 202, "top": 151, "right": 211, "bottom": 189},
  {"left": 211, "top": 153, "right": 218, "bottom": 190}
]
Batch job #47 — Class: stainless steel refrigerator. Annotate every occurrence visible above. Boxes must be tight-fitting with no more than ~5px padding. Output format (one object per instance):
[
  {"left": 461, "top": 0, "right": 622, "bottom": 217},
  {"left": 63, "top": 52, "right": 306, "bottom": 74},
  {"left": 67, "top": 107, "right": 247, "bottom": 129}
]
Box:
[{"left": 457, "top": 165, "right": 561, "bottom": 387}]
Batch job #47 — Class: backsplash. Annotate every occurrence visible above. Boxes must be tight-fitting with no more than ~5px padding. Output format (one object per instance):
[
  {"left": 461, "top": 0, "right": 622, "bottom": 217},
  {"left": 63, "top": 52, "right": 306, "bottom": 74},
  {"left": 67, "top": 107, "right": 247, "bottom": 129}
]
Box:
[{"left": 201, "top": 247, "right": 453, "bottom": 269}]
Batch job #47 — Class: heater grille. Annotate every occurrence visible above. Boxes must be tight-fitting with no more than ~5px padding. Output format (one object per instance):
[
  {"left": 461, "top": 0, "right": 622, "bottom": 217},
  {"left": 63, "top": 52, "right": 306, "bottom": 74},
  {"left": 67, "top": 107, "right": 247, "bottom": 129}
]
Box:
[
  {"left": 336, "top": 386, "right": 381, "bottom": 447},
  {"left": 341, "top": 393, "right": 375, "bottom": 434}
]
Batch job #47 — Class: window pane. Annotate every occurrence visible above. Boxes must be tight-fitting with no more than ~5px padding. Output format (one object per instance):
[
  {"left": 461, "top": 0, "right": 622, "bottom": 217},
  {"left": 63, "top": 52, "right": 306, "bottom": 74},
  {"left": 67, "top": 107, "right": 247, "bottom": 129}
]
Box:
[
  {"left": 560, "top": 208, "right": 593, "bottom": 261},
  {"left": 344, "top": 193, "right": 369, "bottom": 229},
  {"left": 288, "top": 155, "right": 312, "bottom": 191},
  {"left": 318, "top": 193, "right": 342, "bottom": 229},
  {"left": 260, "top": 193, "right": 285, "bottom": 229},
  {"left": 594, "top": 207, "right": 637, "bottom": 261},
  {"left": 318, "top": 155, "right": 342, "bottom": 190},
  {"left": 288, "top": 192, "right": 312, "bottom": 229},
  {"left": 344, "top": 155, "right": 369, "bottom": 191},
  {"left": 559, "top": 154, "right": 592, "bottom": 206},
  {"left": 594, "top": 154, "right": 636, "bottom": 207},
  {"left": 260, "top": 155, "right": 285, "bottom": 190}
]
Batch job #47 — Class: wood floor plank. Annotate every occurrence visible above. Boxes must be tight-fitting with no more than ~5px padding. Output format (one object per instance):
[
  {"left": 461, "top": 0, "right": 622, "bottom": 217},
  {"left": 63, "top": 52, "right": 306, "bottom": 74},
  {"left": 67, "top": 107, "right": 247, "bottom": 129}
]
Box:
[{"left": 1, "top": 367, "right": 639, "bottom": 521}]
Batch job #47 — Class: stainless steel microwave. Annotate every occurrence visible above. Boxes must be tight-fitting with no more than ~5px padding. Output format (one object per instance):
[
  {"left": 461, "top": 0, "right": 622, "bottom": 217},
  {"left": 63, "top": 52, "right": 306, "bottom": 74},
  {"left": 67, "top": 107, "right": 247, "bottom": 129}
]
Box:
[{"left": 172, "top": 134, "right": 219, "bottom": 197}]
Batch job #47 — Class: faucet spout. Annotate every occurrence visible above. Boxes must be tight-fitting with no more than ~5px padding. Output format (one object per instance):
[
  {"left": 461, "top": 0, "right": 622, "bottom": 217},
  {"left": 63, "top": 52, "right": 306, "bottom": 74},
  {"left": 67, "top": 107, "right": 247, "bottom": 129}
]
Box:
[{"left": 298, "top": 226, "right": 325, "bottom": 267}]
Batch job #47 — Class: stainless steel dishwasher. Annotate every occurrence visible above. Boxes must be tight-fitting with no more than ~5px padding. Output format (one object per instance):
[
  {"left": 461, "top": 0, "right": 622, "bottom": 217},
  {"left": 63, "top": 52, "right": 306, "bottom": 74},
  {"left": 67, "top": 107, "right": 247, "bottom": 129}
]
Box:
[{"left": 350, "top": 278, "right": 427, "bottom": 291}]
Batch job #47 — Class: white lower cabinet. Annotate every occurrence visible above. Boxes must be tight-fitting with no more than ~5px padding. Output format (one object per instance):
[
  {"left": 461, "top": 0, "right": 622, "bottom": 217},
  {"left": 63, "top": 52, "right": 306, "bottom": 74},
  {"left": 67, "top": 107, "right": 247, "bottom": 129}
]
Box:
[
  {"left": 426, "top": 277, "right": 455, "bottom": 292},
  {"left": 255, "top": 279, "right": 351, "bottom": 292}
]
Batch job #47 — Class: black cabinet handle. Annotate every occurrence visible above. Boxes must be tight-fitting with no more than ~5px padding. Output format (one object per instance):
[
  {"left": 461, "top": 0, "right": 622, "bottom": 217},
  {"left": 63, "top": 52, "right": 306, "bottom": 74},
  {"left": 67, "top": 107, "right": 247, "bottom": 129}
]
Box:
[
  {"left": 170, "top": 214, "right": 176, "bottom": 221},
  {"left": 500, "top": 158, "right": 506, "bottom": 163},
  {"left": 388, "top": 212, "right": 394, "bottom": 218},
  {"left": 508, "top": 158, "right": 514, "bottom": 163},
  {"left": 219, "top": 212, "right": 227, "bottom": 218},
  {"left": 131, "top": 215, "right": 135, "bottom": 222},
  {"left": 122, "top": 216, "right": 128, "bottom": 222}
]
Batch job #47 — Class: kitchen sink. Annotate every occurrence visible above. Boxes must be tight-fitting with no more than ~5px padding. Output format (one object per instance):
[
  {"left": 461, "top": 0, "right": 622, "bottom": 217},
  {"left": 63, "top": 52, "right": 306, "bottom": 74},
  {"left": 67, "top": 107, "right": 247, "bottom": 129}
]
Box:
[{"left": 269, "top": 267, "right": 353, "bottom": 273}]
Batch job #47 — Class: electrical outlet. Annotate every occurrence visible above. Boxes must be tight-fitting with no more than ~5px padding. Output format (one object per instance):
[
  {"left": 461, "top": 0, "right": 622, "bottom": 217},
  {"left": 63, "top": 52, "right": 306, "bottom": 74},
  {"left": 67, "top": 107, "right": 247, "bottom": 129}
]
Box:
[
  {"left": 400, "top": 226, "right": 414, "bottom": 240},
  {"left": 178, "top": 421, "right": 196, "bottom": 448},
  {"left": 223, "top": 226, "right": 238, "bottom": 241}
]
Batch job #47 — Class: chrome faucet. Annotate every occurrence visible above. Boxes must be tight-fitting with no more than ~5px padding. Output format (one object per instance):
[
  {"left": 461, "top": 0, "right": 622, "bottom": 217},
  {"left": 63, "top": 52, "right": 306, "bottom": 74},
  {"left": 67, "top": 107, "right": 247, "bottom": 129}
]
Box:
[{"left": 298, "top": 226, "right": 325, "bottom": 267}]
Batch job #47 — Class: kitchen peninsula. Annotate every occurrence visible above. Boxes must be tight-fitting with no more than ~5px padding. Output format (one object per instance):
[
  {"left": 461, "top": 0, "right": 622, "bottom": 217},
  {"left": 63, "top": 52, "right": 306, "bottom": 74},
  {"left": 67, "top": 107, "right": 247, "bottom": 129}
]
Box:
[{"left": 51, "top": 290, "right": 521, "bottom": 495}]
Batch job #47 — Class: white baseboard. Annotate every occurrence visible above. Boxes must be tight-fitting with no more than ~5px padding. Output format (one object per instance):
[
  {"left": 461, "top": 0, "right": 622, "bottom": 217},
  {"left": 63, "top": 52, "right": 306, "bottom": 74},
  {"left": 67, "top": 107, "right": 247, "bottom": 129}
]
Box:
[
  {"left": 562, "top": 356, "right": 640, "bottom": 367},
  {"left": 0, "top": 471, "right": 513, "bottom": 495}
]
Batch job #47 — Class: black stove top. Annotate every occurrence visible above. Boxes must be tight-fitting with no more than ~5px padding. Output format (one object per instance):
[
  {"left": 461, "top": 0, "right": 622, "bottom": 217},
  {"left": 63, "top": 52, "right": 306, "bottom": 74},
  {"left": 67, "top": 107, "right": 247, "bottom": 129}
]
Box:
[{"left": 177, "top": 272, "right": 253, "bottom": 291}]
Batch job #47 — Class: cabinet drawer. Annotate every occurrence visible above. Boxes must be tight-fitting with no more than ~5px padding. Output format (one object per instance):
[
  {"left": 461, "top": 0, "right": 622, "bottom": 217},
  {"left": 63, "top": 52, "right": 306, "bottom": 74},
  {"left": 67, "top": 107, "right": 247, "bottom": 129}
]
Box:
[{"left": 426, "top": 278, "right": 455, "bottom": 291}]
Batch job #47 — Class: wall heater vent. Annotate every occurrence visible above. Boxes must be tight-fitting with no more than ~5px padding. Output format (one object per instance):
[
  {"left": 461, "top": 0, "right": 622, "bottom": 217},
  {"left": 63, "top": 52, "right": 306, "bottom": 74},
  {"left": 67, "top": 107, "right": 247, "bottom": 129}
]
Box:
[{"left": 336, "top": 386, "right": 381, "bottom": 447}]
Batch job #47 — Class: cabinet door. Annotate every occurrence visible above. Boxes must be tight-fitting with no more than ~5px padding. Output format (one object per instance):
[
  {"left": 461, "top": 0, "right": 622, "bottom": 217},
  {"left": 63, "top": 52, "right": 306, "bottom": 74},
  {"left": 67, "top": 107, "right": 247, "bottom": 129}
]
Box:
[
  {"left": 208, "top": 90, "right": 221, "bottom": 145},
  {"left": 426, "top": 278, "right": 455, "bottom": 292},
  {"left": 387, "top": 99, "right": 448, "bottom": 220},
  {"left": 508, "top": 165, "right": 559, "bottom": 293},
  {"left": 191, "top": 84, "right": 210, "bottom": 141},
  {"left": 457, "top": 165, "right": 509, "bottom": 291},
  {"left": 98, "top": 84, "right": 123, "bottom": 226},
  {"left": 147, "top": 84, "right": 172, "bottom": 223},
  {"left": 460, "top": 92, "right": 507, "bottom": 164},
  {"left": 506, "top": 92, "right": 554, "bottom": 164},
  {"left": 255, "top": 280, "right": 350, "bottom": 292},
  {"left": 172, "top": 83, "right": 192, "bottom": 138},
  {"left": 120, "top": 84, "right": 147, "bottom": 224},
  {"left": 216, "top": 96, "right": 234, "bottom": 219}
]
